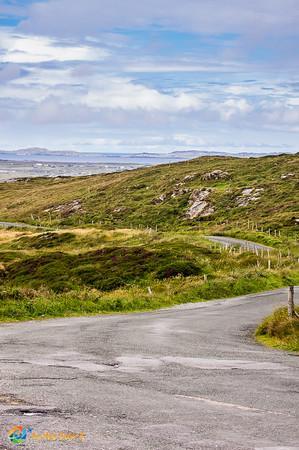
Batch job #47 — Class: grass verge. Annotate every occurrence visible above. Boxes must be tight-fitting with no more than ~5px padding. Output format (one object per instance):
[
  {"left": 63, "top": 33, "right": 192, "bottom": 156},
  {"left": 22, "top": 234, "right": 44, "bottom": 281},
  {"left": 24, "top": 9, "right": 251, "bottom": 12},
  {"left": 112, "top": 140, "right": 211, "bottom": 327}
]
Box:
[
  {"left": 255, "top": 307, "right": 299, "bottom": 352},
  {"left": 0, "top": 227, "right": 298, "bottom": 322},
  {"left": 0, "top": 269, "right": 297, "bottom": 322}
]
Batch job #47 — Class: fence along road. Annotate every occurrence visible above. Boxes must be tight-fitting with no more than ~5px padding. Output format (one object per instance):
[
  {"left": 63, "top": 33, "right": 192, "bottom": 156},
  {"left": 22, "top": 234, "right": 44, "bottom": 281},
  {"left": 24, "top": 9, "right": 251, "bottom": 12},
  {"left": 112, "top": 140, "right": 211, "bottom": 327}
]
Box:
[{"left": 207, "top": 235, "right": 273, "bottom": 251}]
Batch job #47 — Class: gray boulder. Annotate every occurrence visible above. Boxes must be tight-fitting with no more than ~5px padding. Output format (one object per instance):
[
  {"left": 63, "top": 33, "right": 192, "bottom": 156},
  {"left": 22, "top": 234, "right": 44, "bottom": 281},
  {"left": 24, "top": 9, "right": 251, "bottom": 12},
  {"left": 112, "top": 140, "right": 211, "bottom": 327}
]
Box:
[
  {"left": 186, "top": 189, "right": 214, "bottom": 219},
  {"left": 201, "top": 170, "right": 230, "bottom": 181}
]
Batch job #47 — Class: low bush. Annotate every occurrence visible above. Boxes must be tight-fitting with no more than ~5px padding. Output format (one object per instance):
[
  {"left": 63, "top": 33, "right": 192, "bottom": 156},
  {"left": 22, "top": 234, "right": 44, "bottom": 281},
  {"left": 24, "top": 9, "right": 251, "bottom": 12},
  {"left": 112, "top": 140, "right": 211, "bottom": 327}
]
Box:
[{"left": 13, "top": 232, "right": 75, "bottom": 249}]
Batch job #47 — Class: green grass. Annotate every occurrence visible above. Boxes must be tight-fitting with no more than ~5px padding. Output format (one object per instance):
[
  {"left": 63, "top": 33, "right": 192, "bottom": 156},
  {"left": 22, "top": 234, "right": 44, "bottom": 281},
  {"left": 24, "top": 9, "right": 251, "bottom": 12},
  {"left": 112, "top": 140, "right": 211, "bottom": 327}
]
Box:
[
  {"left": 0, "top": 269, "right": 296, "bottom": 322},
  {"left": 0, "top": 227, "right": 298, "bottom": 322},
  {"left": 256, "top": 307, "right": 299, "bottom": 352},
  {"left": 0, "top": 154, "right": 298, "bottom": 234},
  {"left": 0, "top": 153, "right": 298, "bottom": 321},
  {"left": 11, "top": 232, "right": 76, "bottom": 249}
]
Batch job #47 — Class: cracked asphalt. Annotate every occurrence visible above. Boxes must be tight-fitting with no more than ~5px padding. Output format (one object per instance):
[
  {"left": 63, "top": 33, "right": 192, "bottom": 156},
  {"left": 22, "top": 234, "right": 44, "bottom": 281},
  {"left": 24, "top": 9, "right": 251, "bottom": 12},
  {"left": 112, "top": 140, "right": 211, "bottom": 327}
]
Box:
[{"left": 0, "top": 288, "right": 298, "bottom": 449}]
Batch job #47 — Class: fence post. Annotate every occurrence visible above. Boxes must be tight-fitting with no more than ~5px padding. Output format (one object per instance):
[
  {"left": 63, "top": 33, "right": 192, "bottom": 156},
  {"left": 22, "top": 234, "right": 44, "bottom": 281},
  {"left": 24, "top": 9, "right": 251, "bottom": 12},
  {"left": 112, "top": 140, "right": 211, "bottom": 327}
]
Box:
[{"left": 288, "top": 286, "right": 295, "bottom": 318}]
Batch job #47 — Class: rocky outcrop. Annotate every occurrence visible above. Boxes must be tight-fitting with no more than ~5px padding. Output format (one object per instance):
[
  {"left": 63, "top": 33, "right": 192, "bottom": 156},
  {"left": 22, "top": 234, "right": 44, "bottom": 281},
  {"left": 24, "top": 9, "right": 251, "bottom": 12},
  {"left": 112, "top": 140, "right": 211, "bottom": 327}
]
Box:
[
  {"left": 201, "top": 170, "right": 230, "bottom": 181},
  {"left": 183, "top": 173, "right": 197, "bottom": 182},
  {"left": 152, "top": 184, "right": 190, "bottom": 204},
  {"left": 186, "top": 188, "right": 214, "bottom": 219},
  {"left": 236, "top": 188, "right": 264, "bottom": 207},
  {"left": 171, "top": 187, "right": 190, "bottom": 198},
  {"left": 44, "top": 200, "right": 83, "bottom": 217}
]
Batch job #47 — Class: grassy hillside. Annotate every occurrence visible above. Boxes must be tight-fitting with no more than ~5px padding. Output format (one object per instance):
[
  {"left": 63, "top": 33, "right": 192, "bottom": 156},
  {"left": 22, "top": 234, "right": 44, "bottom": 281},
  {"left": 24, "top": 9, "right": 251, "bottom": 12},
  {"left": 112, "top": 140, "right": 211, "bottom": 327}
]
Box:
[
  {"left": 0, "top": 154, "right": 298, "bottom": 322},
  {"left": 0, "top": 154, "right": 298, "bottom": 233},
  {"left": 0, "top": 226, "right": 298, "bottom": 321}
]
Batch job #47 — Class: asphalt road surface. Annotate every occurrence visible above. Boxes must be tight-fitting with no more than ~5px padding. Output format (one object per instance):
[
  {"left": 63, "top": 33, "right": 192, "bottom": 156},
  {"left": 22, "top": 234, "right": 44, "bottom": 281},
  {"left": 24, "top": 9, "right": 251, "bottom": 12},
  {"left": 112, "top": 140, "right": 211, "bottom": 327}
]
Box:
[
  {"left": 206, "top": 236, "right": 273, "bottom": 252},
  {"left": 0, "top": 288, "right": 298, "bottom": 450},
  {"left": 0, "top": 222, "right": 273, "bottom": 254},
  {"left": 0, "top": 221, "right": 37, "bottom": 229}
]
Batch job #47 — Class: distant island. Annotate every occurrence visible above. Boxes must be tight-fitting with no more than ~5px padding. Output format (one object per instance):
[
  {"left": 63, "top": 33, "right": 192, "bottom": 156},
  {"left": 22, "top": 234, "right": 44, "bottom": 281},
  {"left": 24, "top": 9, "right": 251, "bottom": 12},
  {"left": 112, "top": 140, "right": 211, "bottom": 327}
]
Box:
[{"left": 0, "top": 146, "right": 291, "bottom": 164}]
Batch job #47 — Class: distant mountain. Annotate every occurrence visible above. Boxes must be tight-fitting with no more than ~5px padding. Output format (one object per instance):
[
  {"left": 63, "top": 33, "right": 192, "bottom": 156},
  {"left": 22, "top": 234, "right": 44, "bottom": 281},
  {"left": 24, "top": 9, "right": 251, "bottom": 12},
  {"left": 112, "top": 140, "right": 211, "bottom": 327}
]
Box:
[
  {"left": 0, "top": 148, "right": 78, "bottom": 157},
  {"left": 0, "top": 147, "right": 291, "bottom": 165},
  {"left": 18, "top": 148, "right": 78, "bottom": 156}
]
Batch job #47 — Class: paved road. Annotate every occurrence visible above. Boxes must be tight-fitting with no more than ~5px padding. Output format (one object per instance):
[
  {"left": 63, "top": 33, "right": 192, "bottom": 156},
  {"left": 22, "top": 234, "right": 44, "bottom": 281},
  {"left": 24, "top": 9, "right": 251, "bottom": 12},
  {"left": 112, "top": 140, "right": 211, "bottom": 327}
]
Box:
[
  {"left": 0, "top": 222, "right": 272, "bottom": 254},
  {"left": 0, "top": 288, "right": 298, "bottom": 449},
  {"left": 0, "top": 221, "right": 37, "bottom": 229},
  {"left": 207, "top": 236, "right": 273, "bottom": 252}
]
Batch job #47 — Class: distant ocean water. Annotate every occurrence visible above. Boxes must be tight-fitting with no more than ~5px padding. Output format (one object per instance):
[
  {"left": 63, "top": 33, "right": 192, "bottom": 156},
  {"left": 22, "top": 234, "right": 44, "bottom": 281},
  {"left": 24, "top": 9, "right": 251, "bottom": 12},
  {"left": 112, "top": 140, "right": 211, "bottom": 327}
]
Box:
[
  {"left": 1, "top": 149, "right": 284, "bottom": 181},
  {"left": 0, "top": 160, "right": 147, "bottom": 181},
  {"left": 0, "top": 151, "right": 188, "bottom": 181}
]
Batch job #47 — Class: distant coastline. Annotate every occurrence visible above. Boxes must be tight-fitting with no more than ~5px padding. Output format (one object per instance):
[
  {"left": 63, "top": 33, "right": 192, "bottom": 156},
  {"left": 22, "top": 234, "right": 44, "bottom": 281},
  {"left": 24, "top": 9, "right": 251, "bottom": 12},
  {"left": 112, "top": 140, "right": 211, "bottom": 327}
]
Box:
[{"left": 1, "top": 148, "right": 296, "bottom": 182}]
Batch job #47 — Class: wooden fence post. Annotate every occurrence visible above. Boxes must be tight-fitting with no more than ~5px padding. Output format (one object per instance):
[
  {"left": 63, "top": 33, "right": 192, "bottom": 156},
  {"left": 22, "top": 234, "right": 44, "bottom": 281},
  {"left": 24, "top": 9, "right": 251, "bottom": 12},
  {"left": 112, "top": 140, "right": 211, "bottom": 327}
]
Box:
[
  {"left": 288, "top": 286, "right": 298, "bottom": 318},
  {"left": 147, "top": 287, "right": 153, "bottom": 296}
]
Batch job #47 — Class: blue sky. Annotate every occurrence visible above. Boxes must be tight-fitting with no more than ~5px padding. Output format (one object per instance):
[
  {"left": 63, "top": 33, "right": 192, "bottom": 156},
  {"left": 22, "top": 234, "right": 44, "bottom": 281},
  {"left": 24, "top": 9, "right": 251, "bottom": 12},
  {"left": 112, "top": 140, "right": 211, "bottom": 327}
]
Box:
[{"left": 0, "top": 0, "right": 299, "bottom": 153}]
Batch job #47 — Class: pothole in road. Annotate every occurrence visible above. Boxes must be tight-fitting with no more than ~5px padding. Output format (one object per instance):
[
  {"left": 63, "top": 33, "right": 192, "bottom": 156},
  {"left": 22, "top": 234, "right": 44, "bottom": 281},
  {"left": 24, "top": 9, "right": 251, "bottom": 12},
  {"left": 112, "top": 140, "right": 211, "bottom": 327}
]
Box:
[
  {"left": 4, "top": 407, "right": 63, "bottom": 417},
  {"left": 103, "top": 362, "right": 120, "bottom": 368}
]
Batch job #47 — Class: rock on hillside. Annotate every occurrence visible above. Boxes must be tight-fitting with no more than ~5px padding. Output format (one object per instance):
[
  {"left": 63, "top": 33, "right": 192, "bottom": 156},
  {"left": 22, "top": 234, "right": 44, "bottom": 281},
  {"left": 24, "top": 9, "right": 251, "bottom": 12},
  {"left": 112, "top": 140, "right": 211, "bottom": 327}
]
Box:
[
  {"left": 186, "top": 189, "right": 214, "bottom": 219},
  {"left": 236, "top": 188, "right": 264, "bottom": 207},
  {"left": 44, "top": 200, "right": 83, "bottom": 217},
  {"left": 201, "top": 170, "right": 230, "bottom": 181},
  {"left": 152, "top": 183, "right": 190, "bottom": 204}
]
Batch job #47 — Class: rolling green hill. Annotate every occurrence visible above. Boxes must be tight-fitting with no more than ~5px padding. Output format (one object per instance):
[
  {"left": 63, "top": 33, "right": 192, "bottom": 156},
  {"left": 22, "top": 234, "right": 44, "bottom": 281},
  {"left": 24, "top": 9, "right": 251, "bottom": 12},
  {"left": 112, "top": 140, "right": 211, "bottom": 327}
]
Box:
[
  {"left": 0, "top": 154, "right": 298, "bottom": 232},
  {"left": 0, "top": 153, "right": 298, "bottom": 322}
]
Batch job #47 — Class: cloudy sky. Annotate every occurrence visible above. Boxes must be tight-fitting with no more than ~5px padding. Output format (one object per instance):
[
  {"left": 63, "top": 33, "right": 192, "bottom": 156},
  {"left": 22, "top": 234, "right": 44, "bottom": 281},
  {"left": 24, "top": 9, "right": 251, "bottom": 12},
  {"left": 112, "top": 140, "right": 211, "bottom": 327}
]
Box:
[{"left": 0, "top": 0, "right": 299, "bottom": 154}]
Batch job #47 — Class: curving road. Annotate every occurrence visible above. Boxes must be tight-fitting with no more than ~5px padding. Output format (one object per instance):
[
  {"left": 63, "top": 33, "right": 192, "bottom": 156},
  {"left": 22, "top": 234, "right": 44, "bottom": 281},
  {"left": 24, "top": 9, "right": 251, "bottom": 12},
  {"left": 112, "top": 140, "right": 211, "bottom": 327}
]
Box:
[
  {"left": 0, "top": 288, "right": 298, "bottom": 449},
  {"left": 0, "top": 221, "right": 37, "bottom": 229},
  {"left": 0, "top": 222, "right": 273, "bottom": 254},
  {"left": 207, "top": 235, "right": 273, "bottom": 252}
]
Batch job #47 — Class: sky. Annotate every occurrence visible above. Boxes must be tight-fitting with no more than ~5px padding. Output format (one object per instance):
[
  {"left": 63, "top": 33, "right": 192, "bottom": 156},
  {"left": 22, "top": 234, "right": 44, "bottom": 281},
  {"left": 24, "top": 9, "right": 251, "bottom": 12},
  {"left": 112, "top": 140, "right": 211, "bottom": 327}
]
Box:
[{"left": 0, "top": 0, "right": 299, "bottom": 154}]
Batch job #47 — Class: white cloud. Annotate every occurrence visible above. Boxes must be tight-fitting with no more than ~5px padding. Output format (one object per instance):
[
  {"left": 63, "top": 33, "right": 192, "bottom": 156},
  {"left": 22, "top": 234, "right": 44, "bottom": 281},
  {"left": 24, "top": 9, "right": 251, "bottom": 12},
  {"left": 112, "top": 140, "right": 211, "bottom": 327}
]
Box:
[
  {"left": 0, "top": 30, "right": 109, "bottom": 63},
  {"left": 85, "top": 77, "right": 202, "bottom": 112},
  {"left": 3, "top": 65, "right": 299, "bottom": 132},
  {"left": 19, "top": 0, "right": 299, "bottom": 39},
  {"left": 173, "top": 134, "right": 206, "bottom": 146},
  {"left": 225, "top": 85, "right": 260, "bottom": 95},
  {"left": 260, "top": 100, "right": 299, "bottom": 126},
  {"left": 0, "top": 63, "right": 22, "bottom": 82},
  {"left": 287, "top": 98, "right": 299, "bottom": 106},
  {"left": 29, "top": 96, "right": 96, "bottom": 123},
  {"left": 0, "top": 1, "right": 298, "bottom": 153},
  {"left": 12, "top": 66, "right": 74, "bottom": 87},
  {"left": 124, "top": 62, "right": 243, "bottom": 74},
  {"left": 214, "top": 98, "right": 253, "bottom": 121}
]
